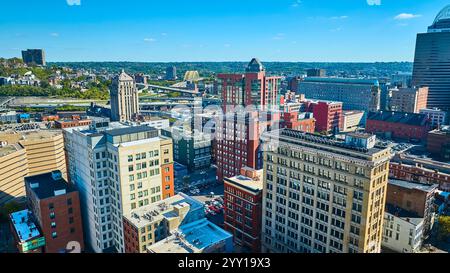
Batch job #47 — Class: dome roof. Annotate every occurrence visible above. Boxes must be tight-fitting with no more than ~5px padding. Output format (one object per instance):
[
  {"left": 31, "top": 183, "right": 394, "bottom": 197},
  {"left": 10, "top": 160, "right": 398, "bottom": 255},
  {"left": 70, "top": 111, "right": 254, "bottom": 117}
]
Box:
[{"left": 433, "top": 5, "right": 450, "bottom": 24}]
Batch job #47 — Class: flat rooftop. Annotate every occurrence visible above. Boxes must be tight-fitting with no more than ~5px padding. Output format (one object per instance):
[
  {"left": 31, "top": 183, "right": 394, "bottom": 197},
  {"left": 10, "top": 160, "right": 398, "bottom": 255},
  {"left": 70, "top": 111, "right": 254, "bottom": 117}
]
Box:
[
  {"left": 105, "top": 125, "right": 157, "bottom": 137},
  {"left": 10, "top": 209, "right": 42, "bottom": 242},
  {"left": 368, "top": 111, "right": 428, "bottom": 126},
  {"left": 0, "top": 143, "right": 22, "bottom": 157},
  {"left": 303, "top": 77, "right": 379, "bottom": 86},
  {"left": 25, "top": 171, "right": 75, "bottom": 200},
  {"left": 225, "top": 169, "right": 263, "bottom": 192},
  {"left": 385, "top": 204, "right": 423, "bottom": 226},
  {"left": 389, "top": 179, "right": 438, "bottom": 193},
  {"left": 124, "top": 193, "right": 203, "bottom": 229},
  {"left": 148, "top": 219, "right": 232, "bottom": 253},
  {"left": 266, "top": 129, "right": 388, "bottom": 156}
]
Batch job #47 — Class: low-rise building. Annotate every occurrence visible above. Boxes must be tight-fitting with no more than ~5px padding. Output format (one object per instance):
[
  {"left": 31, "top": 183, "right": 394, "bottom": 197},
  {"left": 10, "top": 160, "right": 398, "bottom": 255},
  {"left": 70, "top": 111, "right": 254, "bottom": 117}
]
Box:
[
  {"left": 427, "top": 126, "right": 450, "bottom": 160},
  {"left": 386, "top": 179, "right": 438, "bottom": 237},
  {"left": 382, "top": 204, "right": 424, "bottom": 253},
  {"left": 55, "top": 119, "right": 92, "bottom": 129},
  {"left": 224, "top": 167, "right": 263, "bottom": 252},
  {"left": 281, "top": 112, "right": 315, "bottom": 133},
  {"left": 25, "top": 170, "right": 84, "bottom": 253},
  {"left": 341, "top": 111, "right": 365, "bottom": 132},
  {"left": 9, "top": 209, "right": 45, "bottom": 253},
  {"left": 420, "top": 108, "right": 447, "bottom": 128},
  {"left": 302, "top": 99, "right": 343, "bottom": 133},
  {"left": 366, "top": 111, "right": 430, "bottom": 141},
  {"left": 123, "top": 193, "right": 233, "bottom": 253}
]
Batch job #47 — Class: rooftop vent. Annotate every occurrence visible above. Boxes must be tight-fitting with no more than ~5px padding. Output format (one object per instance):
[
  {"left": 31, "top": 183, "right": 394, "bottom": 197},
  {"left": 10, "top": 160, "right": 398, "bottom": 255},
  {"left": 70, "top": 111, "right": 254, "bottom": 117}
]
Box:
[{"left": 51, "top": 170, "right": 62, "bottom": 181}]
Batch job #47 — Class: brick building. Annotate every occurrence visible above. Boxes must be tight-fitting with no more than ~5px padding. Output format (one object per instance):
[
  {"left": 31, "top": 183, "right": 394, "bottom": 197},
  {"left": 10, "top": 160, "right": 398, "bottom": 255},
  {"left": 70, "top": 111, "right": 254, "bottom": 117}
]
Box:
[
  {"left": 366, "top": 111, "right": 430, "bottom": 141},
  {"left": 25, "top": 170, "right": 84, "bottom": 253},
  {"left": 281, "top": 112, "right": 315, "bottom": 133},
  {"left": 427, "top": 126, "right": 450, "bottom": 160},
  {"left": 55, "top": 119, "right": 92, "bottom": 129},
  {"left": 303, "top": 100, "right": 343, "bottom": 133},
  {"left": 224, "top": 167, "right": 263, "bottom": 252}
]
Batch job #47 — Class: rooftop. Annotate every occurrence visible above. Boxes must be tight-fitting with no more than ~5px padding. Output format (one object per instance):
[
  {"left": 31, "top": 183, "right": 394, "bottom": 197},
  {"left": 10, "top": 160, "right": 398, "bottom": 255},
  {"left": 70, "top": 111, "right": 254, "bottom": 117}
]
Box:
[
  {"left": 303, "top": 77, "right": 379, "bottom": 86},
  {"left": 105, "top": 125, "right": 157, "bottom": 137},
  {"left": 148, "top": 219, "right": 232, "bottom": 253},
  {"left": 0, "top": 143, "right": 23, "bottom": 157},
  {"left": 429, "top": 5, "right": 450, "bottom": 31},
  {"left": 225, "top": 169, "right": 263, "bottom": 193},
  {"left": 385, "top": 204, "right": 424, "bottom": 226},
  {"left": 25, "top": 171, "right": 76, "bottom": 200},
  {"left": 389, "top": 179, "right": 438, "bottom": 193},
  {"left": 10, "top": 209, "right": 42, "bottom": 242},
  {"left": 265, "top": 128, "right": 388, "bottom": 157},
  {"left": 124, "top": 193, "right": 203, "bottom": 229},
  {"left": 367, "top": 111, "right": 429, "bottom": 126}
]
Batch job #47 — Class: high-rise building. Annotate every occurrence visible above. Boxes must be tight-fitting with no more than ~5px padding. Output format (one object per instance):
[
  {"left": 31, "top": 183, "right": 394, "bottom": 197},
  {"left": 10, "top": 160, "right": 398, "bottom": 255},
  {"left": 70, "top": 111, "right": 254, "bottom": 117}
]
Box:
[
  {"left": 165, "top": 66, "right": 177, "bottom": 81},
  {"left": 261, "top": 130, "right": 391, "bottom": 253},
  {"left": 0, "top": 143, "right": 29, "bottom": 206},
  {"left": 25, "top": 170, "right": 85, "bottom": 253},
  {"left": 298, "top": 78, "right": 380, "bottom": 116},
  {"left": 64, "top": 123, "right": 174, "bottom": 253},
  {"left": 412, "top": 5, "right": 450, "bottom": 111},
  {"left": 110, "top": 70, "right": 139, "bottom": 122},
  {"left": 215, "top": 58, "right": 281, "bottom": 180},
  {"left": 21, "top": 49, "right": 46, "bottom": 66},
  {"left": 389, "top": 87, "right": 429, "bottom": 113},
  {"left": 306, "top": 68, "right": 326, "bottom": 77},
  {"left": 224, "top": 167, "right": 263, "bottom": 252}
]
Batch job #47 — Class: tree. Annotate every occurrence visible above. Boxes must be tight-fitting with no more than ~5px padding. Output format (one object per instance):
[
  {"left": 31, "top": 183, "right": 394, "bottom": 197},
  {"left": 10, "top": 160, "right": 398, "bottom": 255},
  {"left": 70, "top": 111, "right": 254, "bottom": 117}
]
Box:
[{"left": 437, "top": 216, "right": 450, "bottom": 242}]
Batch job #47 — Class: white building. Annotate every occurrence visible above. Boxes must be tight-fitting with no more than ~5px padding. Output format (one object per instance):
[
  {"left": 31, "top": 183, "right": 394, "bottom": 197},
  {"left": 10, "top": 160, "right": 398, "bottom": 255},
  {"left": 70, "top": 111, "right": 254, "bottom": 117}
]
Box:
[
  {"left": 382, "top": 205, "right": 424, "bottom": 253},
  {"left": 341, "top": 111, "right": 365, "bottom": 132},
  {"left": 63, "top": 121, "right": 173, "bottom": 253},
  {"left": 420, "top": 108, "right": 447, "bottom": 128}
]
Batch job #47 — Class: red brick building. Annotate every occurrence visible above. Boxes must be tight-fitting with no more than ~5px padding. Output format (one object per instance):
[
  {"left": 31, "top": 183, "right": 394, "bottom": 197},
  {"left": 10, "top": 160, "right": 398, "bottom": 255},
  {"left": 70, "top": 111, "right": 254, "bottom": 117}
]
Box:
[
  {"left": 366, "top": 111, "right": 430, "bottom": 141},
  {"left": 216, "top": 58, "right": 281, "bottom": 180},
  {"left": 25, "top": 170, "right": 84, "bottom": 253},
  {"left": 281, "top": 112, "right": 315, "bottom": 133},
  {"left": 427, "top": 127, "right": 450, "bottom": 160},
  {"left": 303, "top": 100, "right": 343, "bottom": 133},
  {"left": 224, "top": 167, "right": 263, "bottom": 252},
  {"left": 55, "top": 119, "right": 92, "bottom": 129}
]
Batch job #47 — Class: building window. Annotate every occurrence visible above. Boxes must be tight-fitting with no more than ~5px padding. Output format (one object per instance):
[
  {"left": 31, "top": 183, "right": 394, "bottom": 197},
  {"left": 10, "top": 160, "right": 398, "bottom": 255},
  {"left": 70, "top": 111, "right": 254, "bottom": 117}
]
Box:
[
  {"left": 67, "top": 198, "right": 72, "bottom": 206},
  {"left": 51, "top": 222, "right": 56, "bottom": 228},
  {"left": 68, "top": 207, "right": 73, "bottom": 214},
  {"left": 49, "top": 203, "right": 54, "bottom": 210},
  {"left": 52, "top": 232, "right": 58, "bottom": 238}
]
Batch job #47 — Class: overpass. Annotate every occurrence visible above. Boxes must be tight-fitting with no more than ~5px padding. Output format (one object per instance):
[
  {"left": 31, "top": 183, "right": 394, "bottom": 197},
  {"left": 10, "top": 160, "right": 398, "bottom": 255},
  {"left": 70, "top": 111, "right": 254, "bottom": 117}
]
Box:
[{"left": 136, "top": 83, "right": 200, "bottom": 96}]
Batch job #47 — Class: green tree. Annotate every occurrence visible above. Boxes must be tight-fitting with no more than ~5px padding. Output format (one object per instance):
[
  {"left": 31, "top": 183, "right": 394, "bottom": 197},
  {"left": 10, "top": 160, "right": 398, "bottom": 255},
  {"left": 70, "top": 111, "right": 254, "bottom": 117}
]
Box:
[{"left": 437, "top": 216, "right": 450, "bottom": 242}]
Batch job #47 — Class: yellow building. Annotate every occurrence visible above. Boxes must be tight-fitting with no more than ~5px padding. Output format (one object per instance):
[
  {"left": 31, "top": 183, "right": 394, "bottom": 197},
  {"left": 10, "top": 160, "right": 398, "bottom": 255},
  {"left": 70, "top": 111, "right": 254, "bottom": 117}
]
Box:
[
  {"left": 0, "top": 130, "right": 67, "bottom": 179},
  {"left": 261, "top": 130, "right": 391, "bottom": 253},
  {"left": 0, "top": 143, "right": 29, "bottom": 206}
]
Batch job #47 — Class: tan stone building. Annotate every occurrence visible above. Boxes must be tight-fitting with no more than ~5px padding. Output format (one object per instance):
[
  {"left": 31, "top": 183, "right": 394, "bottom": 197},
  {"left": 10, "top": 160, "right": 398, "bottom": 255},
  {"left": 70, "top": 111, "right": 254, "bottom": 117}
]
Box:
[
  {"left": 0, "top": 130, "right": 67, "bottom": 179},
  {"left": 0, "top": 143, "right": 29, "bottom": 206},
  {"left": 389, "top": 87, "right": 429, "bottom": 113},
  {"left": 110, "top": 70, "right": 139, "bottom": 122},
  {"left": 261, "top": 130, "right": 391, "bottom": 253}
]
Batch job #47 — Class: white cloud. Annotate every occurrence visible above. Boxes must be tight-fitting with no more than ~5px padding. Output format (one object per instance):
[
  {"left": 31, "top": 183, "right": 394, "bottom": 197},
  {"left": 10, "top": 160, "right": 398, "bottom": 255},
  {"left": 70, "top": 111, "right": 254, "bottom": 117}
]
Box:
[
  {"left": 50, "top": 33, "right": 59, "bottom": 37},
  {"left": 330, "top": 16, "right": 349, "bottom": 20},
  {"left": 367, "top": 0, "right": 381, "bottom": 6},
  {"left": 224, "top": 44, "right": 231, "bottom": 48},
  {"left": 144, "top": 38, "right": 156, "bottom": 42},
  {"left": 161, "top": 33, "right": 167, "bottom": 36},
  {"left": 291, "top": 0, "right": 302, "bottom": 8},
  {"left": 394, "top": 13, "right": 422, "bottom": 20},
  {"left": 66, "top": 0, "right": 81, "bottom": 6},
  {"left": 273, "top": 33, "right": 285, "bottom": 40}
]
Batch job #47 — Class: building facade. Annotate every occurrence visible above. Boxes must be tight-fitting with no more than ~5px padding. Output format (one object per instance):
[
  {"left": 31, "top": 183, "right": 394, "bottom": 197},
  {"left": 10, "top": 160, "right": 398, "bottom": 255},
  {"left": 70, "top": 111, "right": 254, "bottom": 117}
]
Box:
[
  {"left": 341, "top": 111, "right": 365, "bottom": 132},
  {"left": 261, "top": 130, "right": 391, "bottom": 253},
  {"left": 412, "top": 5, "right": 450, "bottom": 111},
  {"left": 366, "top": 111, "right": 430, "bottom": 142},
  {"left": 420, "top": 108, "right": 447, "bottom": 129},
  {"left": 110, "top": 71, "right": 139, "bottom": 122},
  {"left": 21, "top": 49, "right": 46, "bottom": 66},
  {"left": 0, "top": 143, "right": 29, "bottom": 206},
  {"left": 224, "top": 167, "right": 263, "bottom": 253},
  {"left": 303, "top": 100, "right": 343, "bottom": 133},
  {"left": 427, "top": 126, "right": 450, "bottom": 160},
  {"left": 64, "top": 123, "right": 174, "bottom": 253},
  {"left": 298, "top": 78, "right": 380, "bottom": 115},
  {"left": 25, "top": 171, "right": 84, "bottom": 253},
  {"left": 215, "top": 58, "right": 281, "bottom": 180},
  {"left": 389, "top": 87, "right": 429, "bottom": 113}
]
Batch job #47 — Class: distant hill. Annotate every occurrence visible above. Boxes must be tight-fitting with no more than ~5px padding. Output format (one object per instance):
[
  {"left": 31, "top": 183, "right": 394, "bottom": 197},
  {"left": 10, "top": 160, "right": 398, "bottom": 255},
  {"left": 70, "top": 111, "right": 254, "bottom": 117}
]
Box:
[{"left": 49, "top": 61, "right": 413, "bottom": 78}]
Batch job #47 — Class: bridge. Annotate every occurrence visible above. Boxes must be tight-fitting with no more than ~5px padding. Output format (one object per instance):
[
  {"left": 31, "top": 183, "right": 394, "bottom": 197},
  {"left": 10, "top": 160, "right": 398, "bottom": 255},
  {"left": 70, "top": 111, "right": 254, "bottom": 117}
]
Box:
[
  {"left": 136, "top": 83, "right": 200, "bottom": 96},
  {"left": 0, "top": 97, "right": 14, "bottom": 110}
]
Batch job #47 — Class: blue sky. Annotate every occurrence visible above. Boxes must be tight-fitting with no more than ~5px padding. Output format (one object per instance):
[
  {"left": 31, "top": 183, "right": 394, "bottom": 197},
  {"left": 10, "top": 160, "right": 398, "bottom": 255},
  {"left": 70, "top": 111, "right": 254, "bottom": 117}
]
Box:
[{"left": 0, "top": 0, "right": 448, "bottom": 62}]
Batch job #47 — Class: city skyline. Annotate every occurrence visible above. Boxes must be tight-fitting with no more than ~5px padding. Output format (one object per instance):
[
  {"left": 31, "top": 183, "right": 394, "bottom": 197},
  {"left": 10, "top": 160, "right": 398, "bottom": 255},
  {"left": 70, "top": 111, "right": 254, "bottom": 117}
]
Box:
[{"left": 1, "top": 0, "right": 449, "bottom": 62}]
